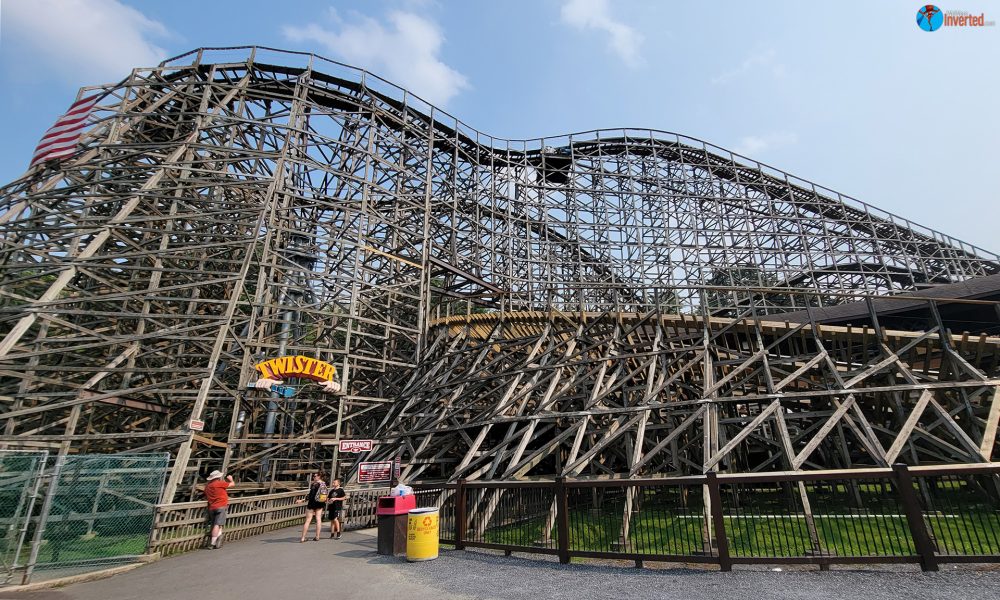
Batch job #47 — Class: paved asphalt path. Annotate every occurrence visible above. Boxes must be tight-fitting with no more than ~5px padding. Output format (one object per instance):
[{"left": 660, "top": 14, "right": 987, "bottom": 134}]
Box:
[{"left": 2, "top": 527, "right": 998, "bottom": 600}]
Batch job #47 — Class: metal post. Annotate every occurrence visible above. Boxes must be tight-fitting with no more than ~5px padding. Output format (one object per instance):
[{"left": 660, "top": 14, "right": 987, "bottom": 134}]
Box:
[
  {"left": 455, "top": 479, "right": 467, "bottom": 551},
  {"left": 706, "top": 472, "right": 732, "bottom": 572},
  {"left": 221, "top": 395, "right": 243, "bottom": 473},
  {"left": 555, "top": 477, "right": 570, "bottom": 564},
  {"left": 10, "top": 452, "right": 47, "bottom": 578},
  {"left": 22, "top": 456, "right": 65, "bottom": 585},
  {"left": 893, "top": 463, "right": 939, "bottom": 571},
  {"left": 331, "top": 396, "right": 344, "bottom": 479},
  {"left": 145, "top": 505, "right": 162, "bottom": 555},
  {"left": 261, "top": 296, "right": 294, "bottom": 481}
]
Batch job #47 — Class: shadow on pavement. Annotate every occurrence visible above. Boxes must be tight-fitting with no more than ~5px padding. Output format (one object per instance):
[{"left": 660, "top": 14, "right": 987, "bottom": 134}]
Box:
[{"left": 260, "top": 536, "right": 305, "bottom": 544}]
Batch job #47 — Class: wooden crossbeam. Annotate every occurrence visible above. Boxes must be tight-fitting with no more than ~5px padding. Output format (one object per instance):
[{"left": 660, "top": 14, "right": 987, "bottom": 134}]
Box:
[
  {"left": 885, "top": 390, "right": 934, "bottom": 463},
  {"left": 704, "top": 400, "right": 781, "bottom": 470},
  {"left": 980, "top": 387, "right": 1000, "bottom": 460},
  {"left": 792, "top": 395, "right": 856, "bottom": 469}
]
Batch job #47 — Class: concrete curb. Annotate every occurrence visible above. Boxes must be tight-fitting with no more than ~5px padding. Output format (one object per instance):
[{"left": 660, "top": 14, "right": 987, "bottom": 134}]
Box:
[{"left": 2, "top": 552, "right": 161, "bottom": 592}]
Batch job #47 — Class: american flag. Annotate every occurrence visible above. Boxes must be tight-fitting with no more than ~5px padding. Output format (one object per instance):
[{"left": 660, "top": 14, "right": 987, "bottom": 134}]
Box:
[{"left": 29, "top": 94, "right": 100, "bottom": 168}]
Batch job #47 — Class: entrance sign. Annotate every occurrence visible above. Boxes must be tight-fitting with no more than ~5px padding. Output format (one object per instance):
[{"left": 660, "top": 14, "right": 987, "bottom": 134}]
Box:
[
  {"left": 339, "top": 439, "right": 374, "bottom": 453},
  {"left": 255, "top": 355, "right": 337, "bottom": 382},
  {"left": 358, "top": 461, "right": 393, "bottom": 483},
  {"left": 189, "top": 419, "right": 205, "bottom": 431}
]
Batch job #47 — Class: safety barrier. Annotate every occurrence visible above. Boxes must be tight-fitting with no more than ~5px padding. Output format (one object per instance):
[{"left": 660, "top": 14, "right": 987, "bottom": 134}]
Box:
[
  {"left": 0, "top": 452, "right": 169, "bottom": 585},
  {"left": 413, "top": 463, "right": 1000, "bottom": 571},
  {"left": 149, "top": 485, "right": 390, "bottom": 556}
]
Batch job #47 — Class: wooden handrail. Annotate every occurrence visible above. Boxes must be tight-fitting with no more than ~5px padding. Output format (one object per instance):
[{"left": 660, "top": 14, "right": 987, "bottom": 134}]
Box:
[{"left": 149, "top": 487, "right": 389, "bottom": 556}]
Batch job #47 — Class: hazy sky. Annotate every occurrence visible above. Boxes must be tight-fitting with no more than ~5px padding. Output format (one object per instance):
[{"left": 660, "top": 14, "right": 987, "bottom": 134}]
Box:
[{"left": 1, "top": 0, "right": 998, "bottom": 252}]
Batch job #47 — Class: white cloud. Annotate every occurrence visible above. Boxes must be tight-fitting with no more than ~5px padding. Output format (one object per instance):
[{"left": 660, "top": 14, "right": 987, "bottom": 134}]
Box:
[
  {"left": 712, "top": 48, "right": 786, "bottom": 85},
  {"left": 3, "top": 0, "right": 170, "bottom": 83},
  {"left": 560, "top": 0, "right": 644, "bottom": 68},
  {"left": 282, "top": 9, "right": 468, "bottom": 106},
  {"left": 732, "top": 132, "right": 798, "bottom": 157}
]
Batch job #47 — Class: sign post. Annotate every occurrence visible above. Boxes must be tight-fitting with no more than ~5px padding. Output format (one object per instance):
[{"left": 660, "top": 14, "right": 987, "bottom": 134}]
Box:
[{"left": 331, "top": 396, "right": 344, "bottom": 479}]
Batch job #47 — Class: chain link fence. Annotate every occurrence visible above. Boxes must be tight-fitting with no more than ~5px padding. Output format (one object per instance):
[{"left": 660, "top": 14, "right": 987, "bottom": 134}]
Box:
[
  {"left": 0, "top": 451, "right": 47, "bottom": 584},
  {"left": 0, "top": 452, "right": 169, "bottom": 585}
]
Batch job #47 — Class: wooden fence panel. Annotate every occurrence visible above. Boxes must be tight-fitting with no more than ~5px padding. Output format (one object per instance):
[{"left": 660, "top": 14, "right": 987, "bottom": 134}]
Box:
[{"left": 149, "top": 486, "right": 390, "bottom": 556}]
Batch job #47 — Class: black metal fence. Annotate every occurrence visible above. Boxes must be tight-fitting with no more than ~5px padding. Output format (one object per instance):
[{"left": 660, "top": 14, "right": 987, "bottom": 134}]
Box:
[{"left": 414, "top": 463, "right": 1000, "bottom": 571}]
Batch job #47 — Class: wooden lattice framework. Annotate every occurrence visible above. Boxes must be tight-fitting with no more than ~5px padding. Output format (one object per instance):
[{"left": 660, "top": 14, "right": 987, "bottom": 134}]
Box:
[
  {"left": 0, "top": 47, "right": 998, "bottom": 500},
  {"left": 374, "top": 308, "right": 1000, "bottom": 484}
]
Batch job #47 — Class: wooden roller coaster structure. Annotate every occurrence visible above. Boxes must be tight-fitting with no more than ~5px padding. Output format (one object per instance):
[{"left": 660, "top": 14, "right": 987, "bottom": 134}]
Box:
[{"left": 0, "top": 47, "right": 998, "bottom": 502}]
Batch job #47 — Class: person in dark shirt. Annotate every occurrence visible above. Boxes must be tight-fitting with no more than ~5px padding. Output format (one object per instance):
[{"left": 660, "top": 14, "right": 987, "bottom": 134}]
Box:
[
  {"left": 295, "top": 472, "right": 327, "bottom": 542},
  {"left": 326, "top": 478, "right": 349, "bottom": 539},
  {"left": 203, "top": 470, "right": 234, "bottom": 549}
]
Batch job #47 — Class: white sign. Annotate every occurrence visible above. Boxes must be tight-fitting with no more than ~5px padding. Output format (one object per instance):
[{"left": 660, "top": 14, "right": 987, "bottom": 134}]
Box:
[
  {"left": 189, "top": 419, "right": 205, "bottom": 431},
  {"left": 339, "top": 439, "right": 374, "bottom": 453}
]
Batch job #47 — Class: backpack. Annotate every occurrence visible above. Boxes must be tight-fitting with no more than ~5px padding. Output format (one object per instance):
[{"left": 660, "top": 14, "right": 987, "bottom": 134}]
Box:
[{"left": 316, "top": 482, "right": 329, "bottom": 503}]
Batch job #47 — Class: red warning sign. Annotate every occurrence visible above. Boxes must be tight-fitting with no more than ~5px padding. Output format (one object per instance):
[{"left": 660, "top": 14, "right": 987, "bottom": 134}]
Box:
[{"left": 358, "top": 461, "right": 393, "bottom": 483}]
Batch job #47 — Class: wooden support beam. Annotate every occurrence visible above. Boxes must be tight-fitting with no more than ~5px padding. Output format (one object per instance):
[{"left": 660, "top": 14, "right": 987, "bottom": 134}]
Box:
[
  {"left": 980, "top": 387, "right": 1000, "bottom": 460},
  {"left": 792, "top": 395, "right": 856, "bottom": 469},
  {"left": 885, "top": 390, "right": 934, "bottom": 464},
  {"left": 704, "top": 400, "right": 781, "bottom": 471}
]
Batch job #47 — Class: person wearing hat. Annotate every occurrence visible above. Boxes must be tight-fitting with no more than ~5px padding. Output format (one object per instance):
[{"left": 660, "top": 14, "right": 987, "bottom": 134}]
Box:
[{"left": 204, "top": 470, "right": 234, "bottom": 549}]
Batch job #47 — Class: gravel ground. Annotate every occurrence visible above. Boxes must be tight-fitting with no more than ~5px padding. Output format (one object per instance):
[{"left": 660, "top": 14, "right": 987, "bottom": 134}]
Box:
[{"left": 380, "top": 548, "right": 1000, "bottom": 600}]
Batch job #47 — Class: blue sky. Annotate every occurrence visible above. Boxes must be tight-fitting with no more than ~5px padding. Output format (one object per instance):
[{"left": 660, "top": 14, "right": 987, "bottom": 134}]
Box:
[{"left": 1, "top": 0, "right": 998, "bottom": 252}]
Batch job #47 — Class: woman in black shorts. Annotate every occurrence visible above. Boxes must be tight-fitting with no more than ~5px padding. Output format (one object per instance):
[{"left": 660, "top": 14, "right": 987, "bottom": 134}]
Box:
[{"left": 296, "top": 471, "right": 328, "bottom": 542}]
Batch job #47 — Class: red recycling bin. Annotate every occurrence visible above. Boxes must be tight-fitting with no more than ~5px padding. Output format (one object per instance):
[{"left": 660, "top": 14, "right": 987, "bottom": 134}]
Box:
[
  {"left": 377, "top": 495, "right": 416, "bottom": 554},
  {"left": 376, "top": 494, "right": 416, "bottom": 515}
]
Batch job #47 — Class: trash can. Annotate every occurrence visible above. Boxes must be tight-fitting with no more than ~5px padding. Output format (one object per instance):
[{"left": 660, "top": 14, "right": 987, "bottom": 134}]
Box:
[
  {"left": 406, "top": 506, "right": 439, "bottom": 562},
  {"left": 376, "top": 494, "right": 416, "bottom": 555}
]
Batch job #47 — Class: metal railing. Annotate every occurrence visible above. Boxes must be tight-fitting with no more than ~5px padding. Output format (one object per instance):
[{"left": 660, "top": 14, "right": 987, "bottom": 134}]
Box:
[
  {"left": 414, "top": 486, "right": 457, "bottom": 543},
  {"left": 342, "top": 487, "right": 391, "bottom": 531},
  {"left": 149, "top": 486, "right": 390, "bottom": 556},
  {"left": 414, "top": 463, "right": 1000, "bottom": 571}
]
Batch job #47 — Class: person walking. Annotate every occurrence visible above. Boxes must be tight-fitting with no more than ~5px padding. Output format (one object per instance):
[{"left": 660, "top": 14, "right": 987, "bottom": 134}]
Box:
[
  {"left": 326, "top": 478, "right": 349, "bottom": 539},
  {"left": 203, "top": 470, "right": 234, "bottom": 549},
  {"left": 296, "top": 471, "right": 328, "bottom": 542}
]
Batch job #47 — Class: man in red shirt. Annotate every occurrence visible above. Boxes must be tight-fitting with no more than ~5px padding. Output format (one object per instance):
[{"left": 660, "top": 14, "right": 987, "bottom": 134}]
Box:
[{"left": 203, "top": 470, "right": 234, "bottom": 549}]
